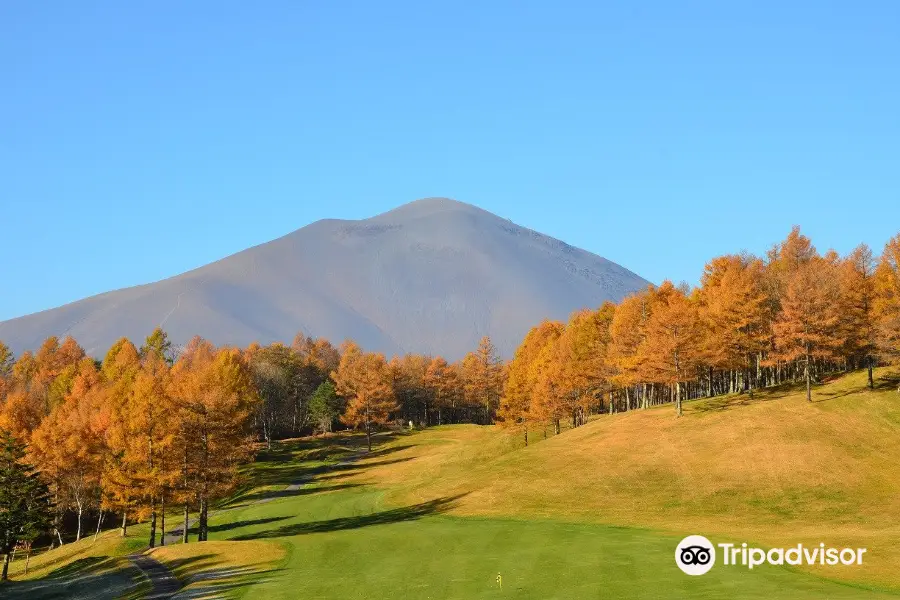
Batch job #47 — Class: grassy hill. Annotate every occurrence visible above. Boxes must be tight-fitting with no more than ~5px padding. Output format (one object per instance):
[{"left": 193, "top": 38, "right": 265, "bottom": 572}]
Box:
[{"left": 4, "top": 369, "right": 899, "bottom": 598}]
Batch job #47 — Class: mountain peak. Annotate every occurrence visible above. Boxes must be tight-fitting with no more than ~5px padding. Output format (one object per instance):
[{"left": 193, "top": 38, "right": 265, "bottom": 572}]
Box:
[
  {"left": 373, "top": 197, "right": 487, "bottom": 221},
  {"left": 0, "top": 199, "right": 649, "bottom": 360}
]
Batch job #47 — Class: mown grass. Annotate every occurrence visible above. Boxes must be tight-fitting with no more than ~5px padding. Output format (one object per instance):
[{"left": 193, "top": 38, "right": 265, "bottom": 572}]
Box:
[
  {"left": 4, "top": 369, "right": 899, "bottom": 598},
  {"left": 345, "top": 368, "right": 900, "bottom": 590}
]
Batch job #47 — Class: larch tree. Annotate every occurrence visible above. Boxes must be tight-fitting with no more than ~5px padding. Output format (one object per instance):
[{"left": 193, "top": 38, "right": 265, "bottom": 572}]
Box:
[
  {"left": 641, "top": 282, "right": 702, "bottom": 417},
  {"left": 140, "top": 327, "right": 175, "bottom": 365},
  {"left": 460, "top": 336, "right": 503, "bottom": 425},
  {"left": 30, "top": 358, "right": 105, "bottom": 543},
  {"left": 126, "top": 353, "right": 176, "bottom": 548},
  {"left": 424, "top": 357, "right": 461, "bottom": 425},
  {"left": 99, "top": 339, "right": 142, "bottom": 537},
  {"left": 772, "top": 258, "right": 843, "bottom": 402},
  {"left": 498, "top": 322, "right": 563, "bottom": 445},
  {"left": 609, "top": 289, "right": 654, "bottom": 411},
  {"left": 333, "top": 345, "right": 397, "bottom": 452},
  {"left": 556, "top": 303, "right": 616, "bottom": 423},
  {"left": 873, "top": 234, "right": 900, "bottom": 372},
  {"left": 837, "top": 244, "right": 879, "bottom": 387},
  {"left": 169, "top": 345, "right": 258, "bottom": 541},
  {"left": 698, "top": 255, "right": 771, "bottom": 396}
]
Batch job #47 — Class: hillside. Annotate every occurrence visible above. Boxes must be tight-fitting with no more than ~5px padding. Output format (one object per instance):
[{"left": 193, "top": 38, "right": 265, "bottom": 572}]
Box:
[
  {"left": 6, "top": 369, "right": 899, "bottom": 598},
  {"left": 345, "top": 368, "right": 900, "bottom": 590},
  {"left": 0, "top": 198, "right": 648, "bottom": 359}
]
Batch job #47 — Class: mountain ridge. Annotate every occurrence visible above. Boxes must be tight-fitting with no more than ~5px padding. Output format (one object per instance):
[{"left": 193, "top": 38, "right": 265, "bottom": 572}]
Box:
[{"left": 0, "top": 198, "right": 649, "bottom": 359}]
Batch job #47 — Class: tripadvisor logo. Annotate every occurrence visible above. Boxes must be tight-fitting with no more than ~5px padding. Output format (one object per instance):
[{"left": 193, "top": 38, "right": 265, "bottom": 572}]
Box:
[
  {"left": 675, "top": 535, "right": 867, "bottom": 575},
  {"left": 676, "top": 535, "right": 716, "bottom": 575}
]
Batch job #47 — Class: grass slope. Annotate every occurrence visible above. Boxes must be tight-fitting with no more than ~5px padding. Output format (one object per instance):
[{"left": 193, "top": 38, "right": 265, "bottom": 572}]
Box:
[
  {"left": 352, "top": 368, "right": 900, "bottom": 590},
  {"left": 4, "top": 369, "right": 899, "bottom": 598}
]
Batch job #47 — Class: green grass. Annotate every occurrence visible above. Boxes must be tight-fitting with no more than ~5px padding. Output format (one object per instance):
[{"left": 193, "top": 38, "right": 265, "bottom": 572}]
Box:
[{"left": 6, "top": 370, "right": 900, "bottom": 598}]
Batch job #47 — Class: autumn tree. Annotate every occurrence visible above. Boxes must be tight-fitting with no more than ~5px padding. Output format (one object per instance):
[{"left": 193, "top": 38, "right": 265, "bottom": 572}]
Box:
[
  {"left": 873, "top": 234, "right": 900, "bottom": 371},
  {"left": 772, "top": 258, "right": 843, "bottom": 402},
  {"left": 698, "top": 255, "right": 771, "bottom": 396},
  {"left": 391, "top": 354, "right": 431, "bottom": 426},
  {"left": 641, "top": 282, "right": 702, "bottom": 416},
  {"left": 837, "top": 245, "right": 879, "bottom": 387},
  {"left": 99, "top": 338, "right": 142, "bottom": 537},
  {"left": 249, "top": 344, "right": 295, "bottom": 449},
  {"left": 460, "top": 336, "right": 503, "bottom": 424},
  {"left": 554, "top": 304, "right": 616, "bottom": 423},
  {"left": 609, "top": 289, "right": 654, "bottom": 411},
  {"left": 498, "top": 322, "right": 562, "bottom": 444},
  {"left": 332, "top": 343, "right": 397, "bottom": 451},
  {"left": 424, "top": 357, "right": 462, "bottom": 425},
  {"left": 30, "top": 358, "right": 106, "bottom": 543},
  {"left": 169, "top": 344, "right": 258, "bottom": 541},
  {"left": 140, "top": 327, "right": 174, "bottom": 365}
]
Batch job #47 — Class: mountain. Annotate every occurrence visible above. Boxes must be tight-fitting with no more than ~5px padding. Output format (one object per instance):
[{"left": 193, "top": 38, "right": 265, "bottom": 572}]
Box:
[{"left": 0, "top": 198, "right": 649, "bottom": 359}]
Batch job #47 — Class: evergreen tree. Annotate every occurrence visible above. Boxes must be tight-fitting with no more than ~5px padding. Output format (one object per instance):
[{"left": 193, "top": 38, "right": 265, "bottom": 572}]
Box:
[{"left": 0, "top": 430, "right": 51, "bottom": 581}]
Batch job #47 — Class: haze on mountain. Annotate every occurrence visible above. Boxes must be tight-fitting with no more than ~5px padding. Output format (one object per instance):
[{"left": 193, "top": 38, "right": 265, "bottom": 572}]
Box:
[{"left": 0, "top": 198, "right": 649, "bottom": 360}]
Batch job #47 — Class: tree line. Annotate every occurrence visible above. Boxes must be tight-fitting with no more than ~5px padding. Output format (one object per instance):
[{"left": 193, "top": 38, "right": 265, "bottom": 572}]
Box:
[
  {"left": 0, "top": 329, "right": 503, "bottom": 577},
  {"left": 498, "top": 228, "right": 900, "bottom": 443}
]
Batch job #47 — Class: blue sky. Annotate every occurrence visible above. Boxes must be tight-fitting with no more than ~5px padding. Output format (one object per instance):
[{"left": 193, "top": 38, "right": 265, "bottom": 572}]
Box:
[{"left": 2, "top": 1, "right": 898, "bottom": 321}]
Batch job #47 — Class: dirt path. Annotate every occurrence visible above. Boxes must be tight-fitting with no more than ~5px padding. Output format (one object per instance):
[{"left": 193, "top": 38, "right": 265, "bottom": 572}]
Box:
[{"left": 128, "top": 553, "right": 181, "bottom": 599}]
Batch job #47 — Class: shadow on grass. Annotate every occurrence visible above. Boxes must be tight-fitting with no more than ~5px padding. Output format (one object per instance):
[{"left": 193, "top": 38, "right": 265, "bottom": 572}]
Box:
[
  {"left": 232, "top": 493, "right": 467, "bottom": 541},
  {"left": 225, "top": 436, "right": 414, "bottom": 509},
  {"left": 156, "top": 553, "right": 284, "bottom": 600},
  {"left": 0, "top": 556, "right": 145, "bottom": 600},
  {"left": 207, "top": 516, "right": 289, "bottom": 534},
  {"left": 234, "top": 483, "right": 363, "bottom": 505}
]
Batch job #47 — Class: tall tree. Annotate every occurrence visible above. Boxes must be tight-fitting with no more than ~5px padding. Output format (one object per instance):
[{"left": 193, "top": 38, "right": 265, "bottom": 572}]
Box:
[
  {"left": 424, "top": 357, "right": 462, "bottom": 425},
  {"left": 641, "top": 282, "right": 702, "bottom": 417},
  {"left": 873, "top": 234, "right": 900, "bottom": 371},
  {"left": 0, "top": 430, "right": 51, "bottom": 581},
  {"left": 140, "top": 328, "right": 174, "bottom": 365},
  {"left": 498, "top": 322, "right": 563, "bottom": 444},
  {"left": 332, "top": 345, "right": 397, "bottom": 452},
  {"left": 698, "top": 255, "right": 771, "bottom": 395},
  {"left": 837, "top": 245, "right": 878, "bottom": 387},
  {"left": 30, "top": 359, "right": 105, "bottom": 543},
  {"left": 169, "top": 345, "right": 258, "bottom": 541},
  {"left": 460, "top": 336, "right": 503, "bottom": 424},
  {"left": 772, "top": 259, "right": 843, "bottom": 402},
  {"left": 307, "top": 381, "right": 341, "bottom": 434}
]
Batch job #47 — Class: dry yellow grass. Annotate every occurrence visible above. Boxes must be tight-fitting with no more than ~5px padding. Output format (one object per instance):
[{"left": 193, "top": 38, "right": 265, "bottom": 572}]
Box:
[
  {"left": 346, "top": 368, "right": 900, "bottom": 590},
  {"left": 151, "top": 540, "right": 285, "bottom": 598}
]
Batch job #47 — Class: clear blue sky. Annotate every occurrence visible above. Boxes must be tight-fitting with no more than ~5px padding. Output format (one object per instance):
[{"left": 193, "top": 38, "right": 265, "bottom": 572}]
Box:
[{"left": 2, "top": 1, "right": 899, "bottom": 321}]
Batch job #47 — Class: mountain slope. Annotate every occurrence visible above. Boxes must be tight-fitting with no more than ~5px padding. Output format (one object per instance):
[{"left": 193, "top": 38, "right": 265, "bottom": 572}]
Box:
[{"left": 0, "top": 198, "right": 649, "bottom": 359}]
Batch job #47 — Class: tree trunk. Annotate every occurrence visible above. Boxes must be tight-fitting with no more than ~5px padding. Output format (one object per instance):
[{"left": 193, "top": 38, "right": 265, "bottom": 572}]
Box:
[
  {"left": 676, "top": 382, "right": 683, "bottom": 417},
  {"left": 24, "top": 543, "right": 31, "bottom": 576},
  {"left": 76, "top": 501, "right": 83, "bottom": 541},
  {"left": 554, "top": 419, "right": 560, "bottom": 435},
  {"left": 199, "top": 498, "right": 208, "bottom": 542},
  {"left": 183, "top": 503, "right": 190, "bottom": 544},
  {"left": 160, "top": 493, "right": 166, "bottom": 546},
  {"left": 805, "top": 358, "right": 812, "bottom": 402},
  {"left": 868, "top": 358, "right": 874, "bottom": 389},
  {"left": 523, "top": 427, "right": 528, "bottom": 447},
  {"left": 365, "top": 402, "right": 372, "bottom": 452},
  {"left": 120, "top": 511, "right": 127, "bottom": 537},
  {"left": 2, "top": 553, "right": 9, "bottom": 582},
  {"left": 93, "top": 510, "right": 104, "bottom": 543},
  {"left": 149, "top": 496, "right": 157, "bottom": 548}
]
